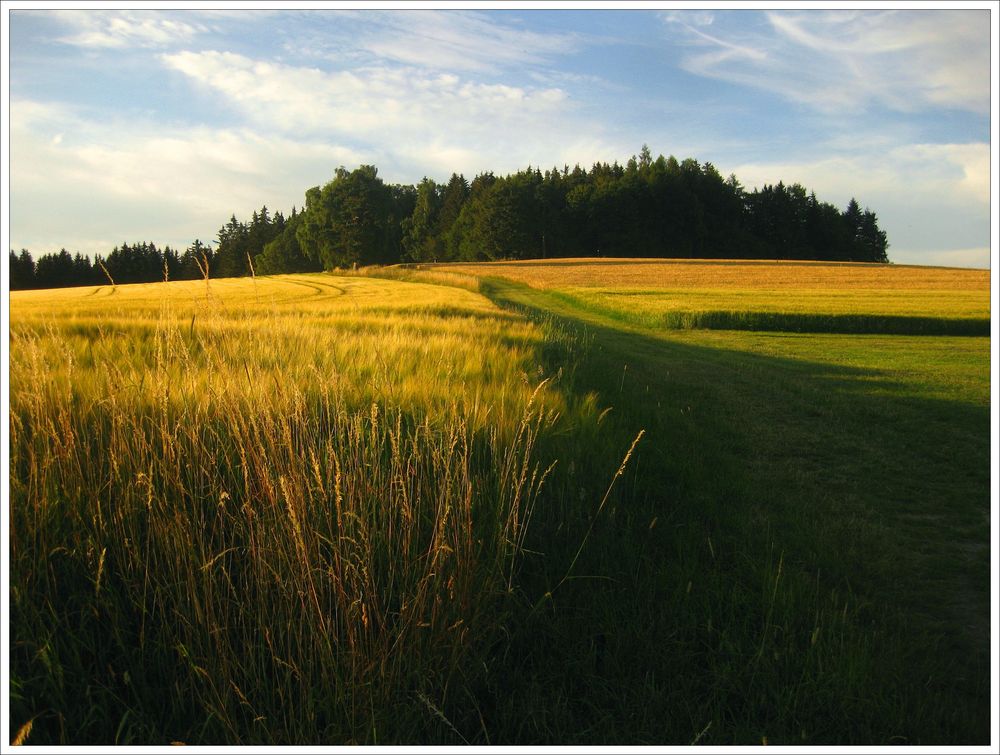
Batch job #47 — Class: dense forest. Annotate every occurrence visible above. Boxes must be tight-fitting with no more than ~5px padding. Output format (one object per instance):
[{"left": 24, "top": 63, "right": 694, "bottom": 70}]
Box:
[{"left": 8, "top": 146, "right": 889, "bottom": 290}]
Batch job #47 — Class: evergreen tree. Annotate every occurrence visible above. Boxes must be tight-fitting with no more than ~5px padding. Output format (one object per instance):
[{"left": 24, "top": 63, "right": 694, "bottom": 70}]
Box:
[
  {"left": 255, "top": 214, "right": 321, "bottom": 274},
  {"left": 859, "top": 209, "right": 889, "bottom": 263},
  {"left": 9, "top": 249, "right": 36, "bottom": 290},
  {"left": 214, "top": 215, "right": 251, "bottom": 278},
  {"left": 436, "top": 173, "right": 470, "bottom": 247},
  {"left": 34, "top": 248, "right": 76, "bottom": 288},
  {"left": 401, "top": 178, "right": 441, "bottom": 262}
]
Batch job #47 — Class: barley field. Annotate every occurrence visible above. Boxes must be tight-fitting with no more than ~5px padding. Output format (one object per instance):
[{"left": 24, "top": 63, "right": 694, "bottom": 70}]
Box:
[
  {"left": 8, "top": 261, "right": 993, "bottom": 745},
  {"left": 8, "top": 274, "right": 613, "bottom": 744}
]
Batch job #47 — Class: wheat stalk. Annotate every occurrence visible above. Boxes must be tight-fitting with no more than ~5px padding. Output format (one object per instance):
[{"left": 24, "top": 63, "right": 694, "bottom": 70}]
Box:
[
  {"left": 97, "top": 259, "right": 116, "bottom": 290},
  {"left": 11, "top": 718, "right": 34, "bottom": 746}
]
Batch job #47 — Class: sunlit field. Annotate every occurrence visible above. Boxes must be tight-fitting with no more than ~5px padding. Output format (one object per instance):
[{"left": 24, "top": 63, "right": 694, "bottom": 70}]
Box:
[
  {"left": 9, "top": 274, "right": 611, "bottom": 744},
  {"left": 9, "top": 275, "right": 566, "bottom": 425},
  {"left": 9, "top": 261, "right": 992, "bottom": 745},
  {"left": 429, "top": 259, "right": 989, "bottom": 334},
  {"left": 434, "top": 257, "right": 988, "bottom": 290}
]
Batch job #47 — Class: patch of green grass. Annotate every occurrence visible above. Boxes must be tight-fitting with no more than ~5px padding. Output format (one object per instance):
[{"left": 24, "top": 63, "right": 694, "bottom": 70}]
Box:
[
  {"left": 547, "top": 287, "right": 989, "bottom": 335},
  {"left": 470, "top": 275, "right": 991, "bottom": 744}
]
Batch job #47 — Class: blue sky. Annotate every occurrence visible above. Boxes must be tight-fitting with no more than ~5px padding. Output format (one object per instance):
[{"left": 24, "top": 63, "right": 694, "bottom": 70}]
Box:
[{"left": 5, "top": 6, "right": 995, "bottom": 267}]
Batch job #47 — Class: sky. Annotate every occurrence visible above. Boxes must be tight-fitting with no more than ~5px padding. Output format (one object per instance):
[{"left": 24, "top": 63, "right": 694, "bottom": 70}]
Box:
[{"left": 3, "top": 5, "right": 996, "bottom": 268}]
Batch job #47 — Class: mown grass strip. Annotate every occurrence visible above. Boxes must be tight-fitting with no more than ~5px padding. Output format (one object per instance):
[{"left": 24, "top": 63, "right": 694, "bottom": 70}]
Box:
[{"left": 544, "top": 289, "right": 989, "bottom": 335}]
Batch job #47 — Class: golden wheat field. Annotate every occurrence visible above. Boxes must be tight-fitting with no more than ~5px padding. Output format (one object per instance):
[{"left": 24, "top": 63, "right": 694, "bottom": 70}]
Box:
[
  {"left": 419, "top": 258, "right": 989, "bottom": 330},
  {"left": 9, "top": 273, "right": 609, "bottom": 743},
  {"left": 431, "top": 257, "right": 989, "bottom": 291},
  {"left": 9, "top": 274, "right": 573, "bottom": 425}
]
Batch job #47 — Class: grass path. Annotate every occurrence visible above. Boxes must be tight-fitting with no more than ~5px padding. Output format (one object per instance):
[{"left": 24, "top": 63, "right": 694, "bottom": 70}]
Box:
[{"left": 476, "top": 275, "right": 991, "bottom": 744}]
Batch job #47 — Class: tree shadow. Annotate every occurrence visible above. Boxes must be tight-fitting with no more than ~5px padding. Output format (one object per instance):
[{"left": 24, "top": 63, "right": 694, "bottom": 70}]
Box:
[{"left": 478, "top": 276, "right": 991, "bottom": 744}]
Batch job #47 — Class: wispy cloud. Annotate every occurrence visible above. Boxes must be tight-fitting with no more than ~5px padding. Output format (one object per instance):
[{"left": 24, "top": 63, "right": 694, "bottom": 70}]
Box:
[
  {"left": 53, "top": 10, "right": 208, "bottom": 49},
  {"left": 163, "top": 50, "right": 569, "bottom": 131},
  {"left": 289, "top": 10, "right": 583, "bottom": 74},
  {"left": 664, "top": 9, "right": 990, "bottom": 114},
  {"left": 677, "top": 19, "right": 767, "bottom": 67}
]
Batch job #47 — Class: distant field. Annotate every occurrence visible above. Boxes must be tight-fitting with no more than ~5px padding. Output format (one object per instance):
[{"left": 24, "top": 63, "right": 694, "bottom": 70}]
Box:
[
  {"left": 432, "top": 257, "right": 989, "bottom": 290},
  {"left": 425, "top": 259, "right": 989, "bottom": 334}
]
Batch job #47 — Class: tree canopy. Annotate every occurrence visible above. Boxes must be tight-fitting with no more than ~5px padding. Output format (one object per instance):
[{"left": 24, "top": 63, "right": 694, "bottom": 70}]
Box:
[{"left": 8, "top": 146, "right": 889, "bottom": 290}]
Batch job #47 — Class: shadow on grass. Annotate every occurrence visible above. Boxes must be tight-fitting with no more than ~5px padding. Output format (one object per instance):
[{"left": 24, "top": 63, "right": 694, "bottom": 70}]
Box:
[{"left": 472, "top": 276, "right": 991, "bottom": 746}]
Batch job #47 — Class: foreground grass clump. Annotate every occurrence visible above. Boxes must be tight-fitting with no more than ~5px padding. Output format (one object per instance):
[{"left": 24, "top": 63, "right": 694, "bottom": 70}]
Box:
[{"left": 8, "top": 275, "right": 592, "bottom": 744}]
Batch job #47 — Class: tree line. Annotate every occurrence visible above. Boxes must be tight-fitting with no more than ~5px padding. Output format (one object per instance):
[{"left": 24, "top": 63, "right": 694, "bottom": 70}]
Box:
[{"left": 8, "top": 146, "right": 889, "bottom": 290}]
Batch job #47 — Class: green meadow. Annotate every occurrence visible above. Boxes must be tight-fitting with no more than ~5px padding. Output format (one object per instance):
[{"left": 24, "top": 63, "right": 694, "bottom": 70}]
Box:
[{"left": 8, "top": 260, "right": 992, "bottom": 745}]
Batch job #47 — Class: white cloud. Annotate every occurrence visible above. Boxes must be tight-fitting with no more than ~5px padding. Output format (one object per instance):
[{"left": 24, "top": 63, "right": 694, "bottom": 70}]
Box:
[
  {"left": 729, "top": 142, "right": 989, "bottom": 208},
  {"left": 886, "top": 143, "right": 991, "bottom": 206},
  {"left": 162, "top": 50, "right": 569, "bottom": 131},
  {"left": 8, "top": 99, "right": 364, "bottom": 256},
  {"left": 160, "top": 50, "right": 615, "bottom": 179},
  {"left": 725, "top": 141, "right": 990, "bottom": 266},
  {"left": 53, "top": 10, "right": 207, "bottom": 49},
  {"left": 665, "top": 9, "right": 990, "bottom": 114}
]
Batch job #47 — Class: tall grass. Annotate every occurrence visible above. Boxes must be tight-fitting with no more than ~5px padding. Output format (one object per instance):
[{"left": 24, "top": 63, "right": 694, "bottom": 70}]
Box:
[
  {"left": 8, "top": 276, "right": 596, "bottom": 743},
  {"left": 10, "top": 266, "right": 990, "bottom": 744}
]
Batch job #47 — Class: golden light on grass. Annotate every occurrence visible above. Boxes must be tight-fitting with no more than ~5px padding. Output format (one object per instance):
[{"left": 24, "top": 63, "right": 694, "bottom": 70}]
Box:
[
  {"left": 9, "top": 272, "right": 598, "bottom": 743},
  {"left": 7, "top": 260, "right": 990, "bottom": 743},
  {"left": 421, "top": 258, "right": 989, "bottom": 330},
  {"left": 432, "top": 257, "right": 988, "bottom": 291},
  {"left": 11, "top": 719, "right": 34, "bottom": 746}
]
